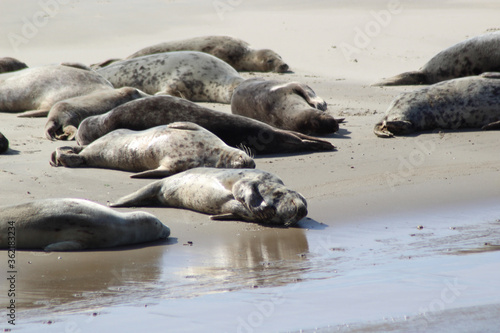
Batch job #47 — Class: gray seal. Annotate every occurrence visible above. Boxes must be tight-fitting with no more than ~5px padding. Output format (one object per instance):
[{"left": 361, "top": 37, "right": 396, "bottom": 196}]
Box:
[
  {"left": 44, "top": 87, "right": 148, "bottom": 140},
  {"left": 96, "top": 51, "right": 245, "bottom": 104},
  {"left": 75, "top": 95, "right": 335, "bottom": 155},
  {"left": 231, "top": 78, "right": 339, "bottom": 135},
  {"left": 124, "top": 35, "right": 290, "bottom": 73},
  {"left": 51, "top": 122, "right": 255, "bottom": 178},
  {"left": 0, "top": 64, "right": 113, "bottom": 116},
  {"left": 374, "top": 72, "right": 500, "bottom": 137},
  {"left": 0, "top": 57, "right": 27, "bottom": 73},
  {"left": 0, "top": 132, "right": 8, "bottom": 154},
  {"left": 374, "top": 31, "right": 500, "bottom": 86},
  {"left": 111, "top": 168, "right": 308, "bottom": 227},
  {"left": 0, "top": 198, "right": 170, "bottom": 251}
]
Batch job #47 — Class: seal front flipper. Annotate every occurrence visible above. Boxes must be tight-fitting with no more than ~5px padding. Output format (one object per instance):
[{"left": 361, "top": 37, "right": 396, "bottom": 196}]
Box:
[
  {"left": 44, "top": 241, "right": 85, "bottom": 252},
  {"left": 210, "top": 213, "right": 239, "bottom": 221},
  {"left": 373, "top": 121, "right": 394, "bottom": 138},
  {"left": 131, "top": 168, "right": 172, "bottom": 179},
  {"left": 110, "top": 180, "right": 164, "bottom": 207},
  {"left": 372, "top": 71, "right": 428, "bottom": 86},
  {"left": 17, "top": 109, "right": 50, "bottom": 118},
  {"left": 482, "top": 120, "right": 500, "bottom": 130}
]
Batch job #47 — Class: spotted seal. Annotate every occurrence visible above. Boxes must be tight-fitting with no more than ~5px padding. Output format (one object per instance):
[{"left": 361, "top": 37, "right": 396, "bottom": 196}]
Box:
[
  {"left": 44, "top": 87, "right": 148, "bottom": 140},
  {"left": 374, "top": 72, "right": 500, "bottom": 137},
  {"left": 231, "top": 78, "right": 339, "bottom": 135},
  {"left": 0, "top": 57, "right": 27, "bottom": 73},
  {"left": 0, "top": 64, "right": 113, "bottom": 116},
  {"left": 75, "top": 95, "right": 334, "bottom": 155},
  {"left": 96, "top": 51, "right": 245, "bottom": 103},
  {"left": 124, "top": 35, "right": 290, "bottom": 73},
  {"left": 0, "top": 198, "right": 170, "bottom": 251},
  {"left": 111, "top": 168, "right": 308, "bottom": 226},
  {"left": 51, "top": 122, "right": 255, "bottom": 178},
  {"left": 374, "top": 31, "right": 500, "bottom": 86},
  {"left": 0, "top": 132, "right": 8, "bottom": 153}
]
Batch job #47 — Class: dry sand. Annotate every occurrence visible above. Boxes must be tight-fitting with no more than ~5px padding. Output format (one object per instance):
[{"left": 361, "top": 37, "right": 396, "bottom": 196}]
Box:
[{"left": 1, "top": 0, "right": 500, "bottom": 332}]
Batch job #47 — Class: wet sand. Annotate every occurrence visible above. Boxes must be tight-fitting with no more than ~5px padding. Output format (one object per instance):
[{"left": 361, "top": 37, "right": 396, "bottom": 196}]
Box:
[{"left": 1, "top": 0, "right": 500, "bottom": 332}]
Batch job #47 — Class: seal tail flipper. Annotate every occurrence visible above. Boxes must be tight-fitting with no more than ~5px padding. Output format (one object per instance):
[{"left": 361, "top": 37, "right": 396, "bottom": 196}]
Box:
[
  {"left": 131, "top": 168, "right": 172, "bottom": 179},
  {"left": 50, "top": 146, "right": 86, "bottom": 167},
  {"left": 17, "top": 109, "right": 50, "bottom": 118},
  {"left": 110, "top": 181, "right": 164, "bottom": 207},
  {"left": 482, "top": 120, "right": 500, "bottom": 130},
  {"left": 374, "top": 121, "right": 394, "bottom": 138},
  {"left": 372, "top": 71, "right": 428, "bottom": 86},
  {"left": 284, "top": 130, "right": 336, "bottom": 151},
  {"left": 44, "top": 241, "right": 85, "bottom": 252}
]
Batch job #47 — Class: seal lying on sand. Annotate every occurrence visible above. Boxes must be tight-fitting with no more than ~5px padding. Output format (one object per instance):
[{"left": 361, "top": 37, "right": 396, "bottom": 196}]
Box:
[
  {"left": 96, "top": 51, "right": 245, "bottom": 103},
  {"left": 111, "top": 168, "right": 307, "bottom": 226},
  {"left": 76, "top": 95, "right": 334, "bottom": 155},
  {"left": 52, "top": 122, "right": 255, "bottom": 178},
  {"left": 374, "top": 72, "right": 500, "bottom": 137},
  {"left": 0, "top": 64, "right": 113, "bottom": 116},
  {"left": 0, "top": 198, "right": 170, "bottom": 251},
  {"left": 45, "top": 87, "right": 148, "bottom": 140},
  {"left": 374, "top": 31, "right": 500, "bottom": 86},
  {"left": 0, "top": 57, "right": 27, "bottom": 73},
  {"left": 0, "top": 132, "right": 8, "bottom": 154},
  {"left": 123, "top": 35, "right": 290, "bottom": 73},
  {"left": 231, "top": 78, "right": 339, "bottom": 135}
]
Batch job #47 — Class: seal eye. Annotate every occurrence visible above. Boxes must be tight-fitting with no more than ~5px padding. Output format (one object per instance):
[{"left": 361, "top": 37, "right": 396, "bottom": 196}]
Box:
[{"left": 266, "top": 59, "right": 274, "bottom": 64}]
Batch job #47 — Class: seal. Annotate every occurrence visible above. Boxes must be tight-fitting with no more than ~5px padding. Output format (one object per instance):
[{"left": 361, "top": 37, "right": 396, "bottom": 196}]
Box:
[
  {"left": 0, "top": 57, "right": 27, "bottom": 73},
  {"left": 110, "top": 168, "right": 308, "bottom": 226},
  {"left": 44, "top": 87, "right": 148, "bottom": 140},
  {"left": 0, "top": 132, "right": 8, "bottom": 154},
  {"left": 374, "top": 31, "right": 500, "bottom": 86},
  {"left": 51, "top": 122, "right": 255, "bottom": 178},
  {"left": 0, "top": 64, "right": 113, "bottom": 116},
  {"left": 75, "top": 95, "right": 335, "bottom": 155},
  {"left": 124, "top": 35, "right": 290, "bottom": 73},
  {"left": 0, "top": 198, "right": 170, "bottom": 251},
  {"left": 374, "top": 72, "right": 500, "bottom": 137},
  {"left": 231, "top": 78, "right": 339, "bottom": 135},
  {"left": 96, "top": 51, "right": 245, "bottom": 103}
]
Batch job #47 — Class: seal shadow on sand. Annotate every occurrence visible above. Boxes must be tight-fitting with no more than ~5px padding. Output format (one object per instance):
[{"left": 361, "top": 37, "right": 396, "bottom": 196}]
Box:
[{"left": 1, "top": 148, "right": 21, "bottom": 155}]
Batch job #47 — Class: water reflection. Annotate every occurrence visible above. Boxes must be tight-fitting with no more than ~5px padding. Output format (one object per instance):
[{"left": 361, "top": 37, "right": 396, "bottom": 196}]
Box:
[
  {"left": 167, "top": 228, "right": 310, "bottom": 297},
  {"left": 2, "top": 225, "right": 311, "bottom": 318}
]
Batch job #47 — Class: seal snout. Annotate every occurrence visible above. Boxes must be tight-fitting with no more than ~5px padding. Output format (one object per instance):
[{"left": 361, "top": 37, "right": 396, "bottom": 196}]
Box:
[{"left": 276, "top": 63, "right": 290, "bottom": 73}]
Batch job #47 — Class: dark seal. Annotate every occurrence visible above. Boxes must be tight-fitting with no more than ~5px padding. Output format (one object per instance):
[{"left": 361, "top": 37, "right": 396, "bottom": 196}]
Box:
[{"left": 76, "top": 95, "right": 334, "bottom": 155}]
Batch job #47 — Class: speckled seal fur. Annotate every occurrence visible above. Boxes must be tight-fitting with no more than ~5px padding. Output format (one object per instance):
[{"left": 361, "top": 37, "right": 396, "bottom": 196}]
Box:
[
  {"left": 96, "top": 51, "right": 245, "bottom": 104},
  {"left": 52, "top": 122, "right": 255, "bottom": 178},
  {"left": 0, "top": 64, "right": 113, "bottom": 116},
  {"left": 374, "top": 31, "right": 500, "bottom": 86},
  {"left": 374, "top": 72, "right": 500, "bottom": 137},
  {"left": 124, "top": 35, "right": 290, "bottom": 73},
  {"left": 231, "top": 78, "right": 339, "bottom": 135},
  {"left": 0, "top": 132, "right": 8, "bottom": 154},
  {"left": 0, "top": 57, "right": 27, "bottom": 73},
  {"left": 75, "top": 95, "right": 334, "bottom": 155},
  {"left": 111, "top": 168, "right": 308, "bottom": 227},
  {"left": 0, "top": 198, "right": 170, "bottom": 251},
  {"left": 45, "top": 87, "right": 148, "bottom": 140}
]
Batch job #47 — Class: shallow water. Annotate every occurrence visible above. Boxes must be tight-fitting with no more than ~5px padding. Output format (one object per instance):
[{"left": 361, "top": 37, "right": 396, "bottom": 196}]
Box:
[{"left": 4, "top": 200, "right": 499, "bottom": 332}]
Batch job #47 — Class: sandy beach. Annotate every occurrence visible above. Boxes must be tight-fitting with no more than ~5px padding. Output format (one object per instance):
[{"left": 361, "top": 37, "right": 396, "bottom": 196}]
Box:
[{"left": 1, "top": 0, "right": 500, "bottom": 332}]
